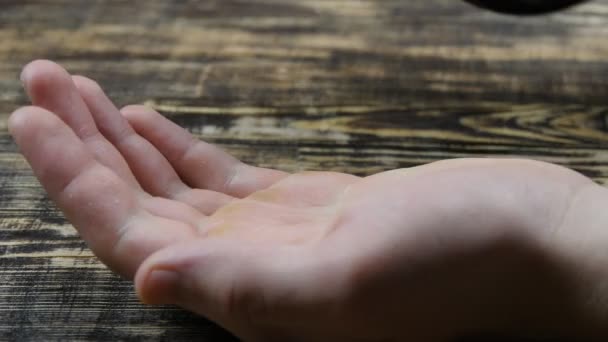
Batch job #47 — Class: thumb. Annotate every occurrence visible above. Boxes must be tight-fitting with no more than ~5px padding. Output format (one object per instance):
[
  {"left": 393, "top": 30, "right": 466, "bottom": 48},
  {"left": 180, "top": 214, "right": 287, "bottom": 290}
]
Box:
[{"left": 133, "top": 239, "right": 318, "bottom": 337}]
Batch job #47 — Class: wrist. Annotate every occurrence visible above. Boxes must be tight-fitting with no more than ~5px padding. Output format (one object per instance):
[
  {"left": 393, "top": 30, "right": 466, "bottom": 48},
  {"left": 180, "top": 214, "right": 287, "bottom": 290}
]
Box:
[
  {"left": 450, "top": 183, "right": 608, "bottom": 340},
  {"left": 540, "top": 183, "right": 608, "bottom": 339},
  {"left": 475, "top": 182, "right": 608, "bottom": 340}
]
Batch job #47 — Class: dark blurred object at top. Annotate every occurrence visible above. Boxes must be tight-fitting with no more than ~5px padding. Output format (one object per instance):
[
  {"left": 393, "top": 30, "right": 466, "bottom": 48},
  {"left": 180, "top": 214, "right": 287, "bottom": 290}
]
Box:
[{"left": 464, "top": 0, "right": 588, "bottom": 14}]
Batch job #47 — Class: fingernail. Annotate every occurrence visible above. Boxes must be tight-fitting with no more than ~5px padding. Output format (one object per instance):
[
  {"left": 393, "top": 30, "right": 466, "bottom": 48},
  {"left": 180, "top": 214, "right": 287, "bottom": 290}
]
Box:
[{"left": 141, "top": 269, "right": 180, "bottom": 305}]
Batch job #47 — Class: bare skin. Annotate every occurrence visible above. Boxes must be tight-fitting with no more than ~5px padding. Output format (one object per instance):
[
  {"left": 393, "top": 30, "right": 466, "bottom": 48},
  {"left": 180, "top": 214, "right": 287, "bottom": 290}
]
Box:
[{"left": 8, "top": 60, "right": 608, "bottom": 341}]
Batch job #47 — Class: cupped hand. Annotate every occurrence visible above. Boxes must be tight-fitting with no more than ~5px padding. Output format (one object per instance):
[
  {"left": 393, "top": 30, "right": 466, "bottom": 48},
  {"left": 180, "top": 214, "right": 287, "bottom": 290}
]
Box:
[{"left": 9, "top": 60, "right": 608, "bottom": 341}]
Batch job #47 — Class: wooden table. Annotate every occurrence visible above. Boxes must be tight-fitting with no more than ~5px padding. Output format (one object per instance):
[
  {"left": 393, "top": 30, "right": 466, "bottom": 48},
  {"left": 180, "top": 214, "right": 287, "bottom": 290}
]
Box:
[{"left": 1, "top": 0, "right": 608, "bottom": 340}]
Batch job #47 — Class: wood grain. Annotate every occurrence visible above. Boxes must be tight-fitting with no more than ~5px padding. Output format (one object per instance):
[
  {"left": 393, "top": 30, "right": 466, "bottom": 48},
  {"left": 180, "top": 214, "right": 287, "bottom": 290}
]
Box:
[{"left": 1, "top": 0, "right": 608, "bottom": 340}]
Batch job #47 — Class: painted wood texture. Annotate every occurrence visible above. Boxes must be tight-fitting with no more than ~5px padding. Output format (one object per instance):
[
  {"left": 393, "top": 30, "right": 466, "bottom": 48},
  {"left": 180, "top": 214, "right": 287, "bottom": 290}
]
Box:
[{"left": 1, "top": 0, "right": 608, "bottom": 340}]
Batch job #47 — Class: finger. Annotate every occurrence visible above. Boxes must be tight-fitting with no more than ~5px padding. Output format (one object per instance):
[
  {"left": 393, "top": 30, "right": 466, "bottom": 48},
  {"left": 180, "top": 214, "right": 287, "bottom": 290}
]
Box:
[
  {"left": 72, "top": 76, "right": 235, "bottom": 214},
  {"left": 9, "top": 106, "right": 195, "bottom": 277},
  {"left": 121, "top": 105, "right": 288, "bottom": 198},
  {"left": 71, "top": 75, "right": 186, "bottom": 197},
  {"left": 20, "top": 60, "right": 140, "bottom": 189}
]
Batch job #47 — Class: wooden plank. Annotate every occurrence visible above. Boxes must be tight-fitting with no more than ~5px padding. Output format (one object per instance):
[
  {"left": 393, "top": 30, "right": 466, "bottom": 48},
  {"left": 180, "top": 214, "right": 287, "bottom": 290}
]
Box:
[{"left": 1, "top": 0, "right": 608, "bottom": 340}]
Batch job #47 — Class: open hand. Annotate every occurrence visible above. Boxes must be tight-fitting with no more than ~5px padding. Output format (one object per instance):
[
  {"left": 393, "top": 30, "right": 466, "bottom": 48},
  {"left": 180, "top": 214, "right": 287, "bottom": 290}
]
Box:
[{"left": 9, "top": 60, "right": 608, "bottom": 341}]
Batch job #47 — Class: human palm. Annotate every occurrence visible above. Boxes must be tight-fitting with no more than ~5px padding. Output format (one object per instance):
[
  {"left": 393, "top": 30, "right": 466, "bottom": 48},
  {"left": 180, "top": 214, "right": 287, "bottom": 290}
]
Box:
[{"left": 10, "top": 60, "right": 607, "bottom": 341}]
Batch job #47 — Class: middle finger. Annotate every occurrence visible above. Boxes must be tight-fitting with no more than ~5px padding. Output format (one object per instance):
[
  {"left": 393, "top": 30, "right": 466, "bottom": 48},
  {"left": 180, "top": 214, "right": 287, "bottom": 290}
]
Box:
[
  {"left": 21, "top": 60, "right": 141, "bottom": 190},
  {"left": 71, "top": 74, "right": 236, "bottom": 214}
]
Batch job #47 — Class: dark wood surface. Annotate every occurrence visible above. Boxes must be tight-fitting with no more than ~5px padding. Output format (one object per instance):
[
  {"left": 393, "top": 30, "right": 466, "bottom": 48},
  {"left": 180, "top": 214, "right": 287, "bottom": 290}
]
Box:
[{"left": 1, "top": 0, "right": 608, "bottom": 340}]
